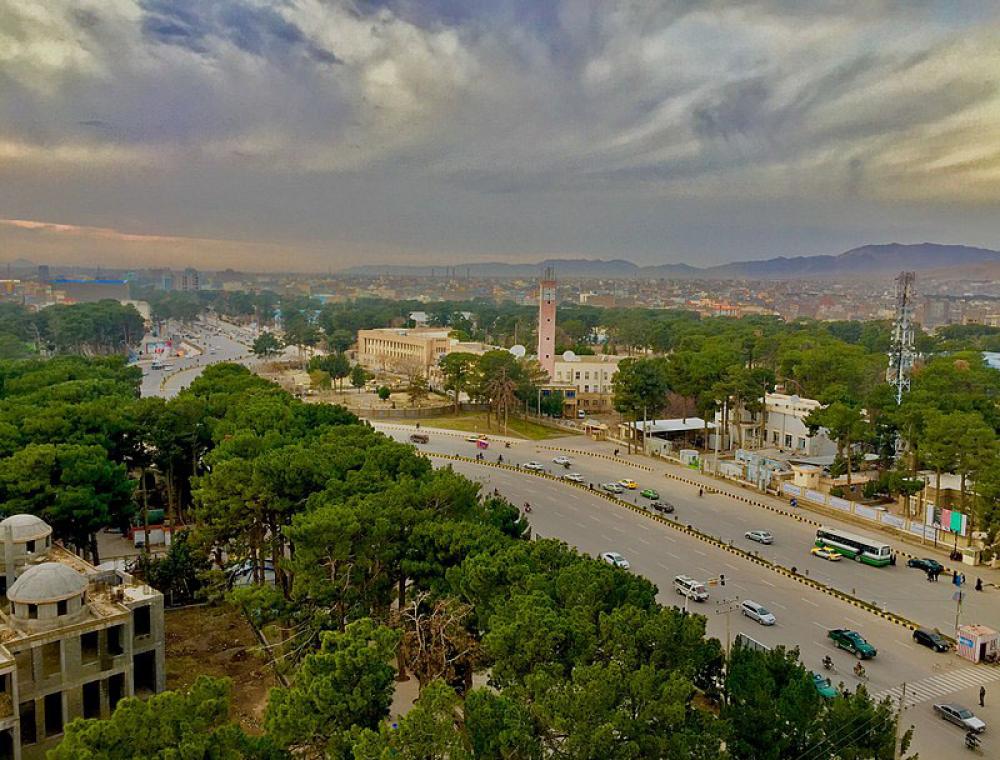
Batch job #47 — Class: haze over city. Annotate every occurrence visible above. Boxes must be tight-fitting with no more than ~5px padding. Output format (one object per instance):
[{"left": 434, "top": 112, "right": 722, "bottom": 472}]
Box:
[{"left": 3, "top": 1, "right": 1000, "bottom": 271}]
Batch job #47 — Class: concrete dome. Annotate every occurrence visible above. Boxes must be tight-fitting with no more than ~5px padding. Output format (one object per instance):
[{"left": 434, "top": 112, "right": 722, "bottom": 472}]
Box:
[
  {"left": 8, "top": 562, "right": 87, "bottom": 604},
  {"left": 0, "top": 514, "right": 52, "bottom": 543}
]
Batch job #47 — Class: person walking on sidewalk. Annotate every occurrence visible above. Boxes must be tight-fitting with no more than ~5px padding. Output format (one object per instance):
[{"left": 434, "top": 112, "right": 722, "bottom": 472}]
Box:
[{"left": 980, "top": 686, "right": 986, "bottom": 707}]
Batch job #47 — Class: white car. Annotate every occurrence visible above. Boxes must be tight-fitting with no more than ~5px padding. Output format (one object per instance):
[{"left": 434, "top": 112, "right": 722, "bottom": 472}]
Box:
[
  {"left": 601, "top": 482, "right": 624, "bottom": 494},
  {"left": 552, "top": 455, "right": 572, "bottom": 466},
  {"left": 745, "top": 530, "right": 774, "bottom": 545},
  {"left": 601, "top": 552, "right": 630, "bottom": 569},
  {"left": 523, "top": 461, "right": 545, "bottom": 472},
  {"left": 562, "top": 472, "right": 584, "bottom": 483},
  {"left": 741, "top": 600, "right": 776, "bottom": 626}
]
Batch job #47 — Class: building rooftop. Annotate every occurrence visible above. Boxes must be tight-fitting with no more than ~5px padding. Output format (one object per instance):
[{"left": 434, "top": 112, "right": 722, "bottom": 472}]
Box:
[
  {"left": 0, "top": 514, "right": 51, "bottom": 543},
  {"left": 8, "top": 562, "right": 87, "bottom": 604},
  {"left": 634, "top": 418, "right": 714, "bottom": 434}
]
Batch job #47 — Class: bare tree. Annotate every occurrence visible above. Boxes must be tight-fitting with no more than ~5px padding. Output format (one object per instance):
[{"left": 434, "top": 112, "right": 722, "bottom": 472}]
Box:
[{"left": 394, "top": 592, "right": 482, "bottom": 693}]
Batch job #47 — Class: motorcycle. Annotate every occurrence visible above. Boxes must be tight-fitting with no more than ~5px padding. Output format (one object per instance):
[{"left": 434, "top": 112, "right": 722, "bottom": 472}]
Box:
[
  {"left": 523, "top": 503, "right": 532, "bottom": 514},
  {"left": 562, "top": 461, "right": 571, "bottom": 469},
  {"left": 822, "top": 657, "right": 834, "bottom": 672},
  {"left": 966, "top": 731, "right": 981, "bottom": 751}
]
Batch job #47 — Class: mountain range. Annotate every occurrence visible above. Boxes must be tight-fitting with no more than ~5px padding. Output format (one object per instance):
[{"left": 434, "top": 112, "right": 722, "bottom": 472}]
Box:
[{"left": 341, "top": 243, "right": 1000, "bottom": 280}]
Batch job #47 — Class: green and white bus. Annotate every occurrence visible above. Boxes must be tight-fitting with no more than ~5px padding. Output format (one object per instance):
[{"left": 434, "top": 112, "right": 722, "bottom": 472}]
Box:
[{"left": 815, "top": 527, "right": 892, "bottom": 566}]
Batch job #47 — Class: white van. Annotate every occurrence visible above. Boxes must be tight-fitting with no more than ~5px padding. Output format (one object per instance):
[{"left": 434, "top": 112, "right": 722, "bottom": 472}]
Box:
[{"left": 673, "top": 575, "right": 709, "bottom": 602}]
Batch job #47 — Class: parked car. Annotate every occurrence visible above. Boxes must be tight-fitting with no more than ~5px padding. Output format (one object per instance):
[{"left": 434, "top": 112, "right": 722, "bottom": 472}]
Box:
[
  {"left": 812, "top": 673, "right": 838, "bottom": 699},
  {"left": 601, "top": 552, "right": 630, "bottom": 569},
  {"left": 640, "top": 488, "right": 660, "bottom": 500},
  {"left": 618, "top": 479, "right": 638, "bottom": 490},
  {"left": 933, "top": 703, "right": 986, "bottom": 733},
  {"left": 523, "top": 461, "right": 545, "bottom": 472},
  {"left": 745, "top": 530, "right": 774, "bottom": 544},
  {"left": 740, "top": 600, "right": 776, "bottom": 625},
  {"left": 649, "top": 501, "right": 675, "bottom": 514},
  {"left": 409, "top": 433, "right": 429, "bottom": 444},
  {"left": 812, "top": 546, "right": 842, "bottom": 562},
  {"left": 602, "top": 482, "right": 624, "bottom": 494},
  {"left": 907, "top": 557, "right": 944, "bottom": 574},
  {"left": 552, "top": 455, "right": 572, "bottom": 466},
  {"left": 562, "top": 472, "right": 584, "bottom": 483},
  {"left": 673, "top": 575, "right": 709, "bottom": 602},
  {"left": 828, "top": 629, "right": 877, "bottom": 659},
  {"left": 913, "top": 627, "right": 951, "bottom": 652}
]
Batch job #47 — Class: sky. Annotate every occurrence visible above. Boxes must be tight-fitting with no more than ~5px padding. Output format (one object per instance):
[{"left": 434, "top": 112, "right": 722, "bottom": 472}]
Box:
[{"left": 2, "top": 0, "right": 1000, "bottom": 272}]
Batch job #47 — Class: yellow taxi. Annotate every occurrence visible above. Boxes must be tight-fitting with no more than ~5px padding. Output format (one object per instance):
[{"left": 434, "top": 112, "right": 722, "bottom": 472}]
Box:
[{"left": 618, "top": 479, "right": 638, "bottom": 490}]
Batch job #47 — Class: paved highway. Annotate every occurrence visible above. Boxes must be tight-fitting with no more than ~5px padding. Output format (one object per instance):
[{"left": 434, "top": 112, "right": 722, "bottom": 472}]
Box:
[
  {"left": 138, "top": 319, "right": 258, "bottom": 398},
  {"left": 375, "top": 423, "right": 1000, "bottom": 758}
]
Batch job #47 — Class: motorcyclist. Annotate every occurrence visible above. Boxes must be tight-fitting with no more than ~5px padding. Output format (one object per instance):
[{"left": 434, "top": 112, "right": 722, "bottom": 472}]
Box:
[
  {"left": 822, "top": 655, "right": 833, "bottom": 671},
  {"left": 854, "top": 662, "right": 866, "bottom": 679},
  {"left": 523, "top": 502, "right": 532, "bottom": 513}
]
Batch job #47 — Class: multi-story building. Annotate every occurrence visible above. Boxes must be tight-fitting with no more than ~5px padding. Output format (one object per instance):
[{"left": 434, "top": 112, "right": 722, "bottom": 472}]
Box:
[
  {"left": 715, "top": 392, "right": 837, "bottom": 456},
  {"left": 0, "top": 514, "right": 165, "bottom": 759},
  {"left": 49, "top": 279, "right": 129, "bottom": 304},
  {"left": 551, "top": 354, "right": 624, "bottom": 414},
  {"left": 356, "top": 328, "right": 453, "bottom": 376}
]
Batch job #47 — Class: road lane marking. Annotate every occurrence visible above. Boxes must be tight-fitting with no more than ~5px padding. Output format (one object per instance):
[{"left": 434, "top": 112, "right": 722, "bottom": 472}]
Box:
[
  {"left": 770, "top": 601, "right": 788, "bottom": 610},
  {"left": 637, "top": 536, "right": 651, "bottom": 545},
  {"left": 725, "top": 562, "right": 739, "bottom": 570},
  {"left": 801, "top": 597, "right": 819, "bottom": 607},
  {"left": 761, "top": 580, "right": 775, "bottom": 587},
  {"left": 693, "top": 549, "right": 707, "bottom": 557},
  {"left": 812, "top": 622, "right": 827, "bottom": 630}
]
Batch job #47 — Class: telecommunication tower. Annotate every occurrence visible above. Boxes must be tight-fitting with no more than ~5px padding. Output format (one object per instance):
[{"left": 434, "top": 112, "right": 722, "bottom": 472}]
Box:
[{"left": 887, "top": 271, "right": 916, "bottom": 405}]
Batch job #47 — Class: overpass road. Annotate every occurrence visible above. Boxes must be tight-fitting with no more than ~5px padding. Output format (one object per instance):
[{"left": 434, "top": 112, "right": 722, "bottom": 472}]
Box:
[{"left": 374, "top": 423, "right": 1000, "bottom": 758}]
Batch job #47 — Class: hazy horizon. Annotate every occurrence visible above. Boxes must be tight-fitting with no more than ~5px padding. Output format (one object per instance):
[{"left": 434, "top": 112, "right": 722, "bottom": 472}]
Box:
[{"left": 3, "top": 2, "right": 1000, "bottom": 271}]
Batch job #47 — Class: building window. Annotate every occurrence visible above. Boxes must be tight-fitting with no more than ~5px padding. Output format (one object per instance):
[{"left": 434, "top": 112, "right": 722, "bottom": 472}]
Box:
[
  {"left": 57, "top": 600, "right": 67, "bottom": 616},
  {"left": 784, "top": 434, "right": 793, "bottom": 448},
  {"left": 25, "top": 540, "right": 35, "bottom": 554},
  {"left": 798, "top": 437, "right": 806, "bottom": 450},
  {"left": 44, "top": 692, "right": 63, "bottom": 737},
  {"left": 772, "top": 431, "right": 779, "bottom": 444},
  {"left": 19, "top": 701, "right": 36, "bottom": 745},
  {"left": 41, "top": 641, "right": 61, "bottom": 678},
  {"left": 27, "top": 604, "right": 37, "bottom": 620},
  {"left": 134, "top": 606, "right": 152, "bottom": 637}
]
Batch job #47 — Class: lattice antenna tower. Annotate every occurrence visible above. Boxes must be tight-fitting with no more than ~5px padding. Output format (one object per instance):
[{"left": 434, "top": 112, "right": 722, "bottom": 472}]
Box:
[{"left": 887, "top": 271, "right": 916, "bottom": 405}]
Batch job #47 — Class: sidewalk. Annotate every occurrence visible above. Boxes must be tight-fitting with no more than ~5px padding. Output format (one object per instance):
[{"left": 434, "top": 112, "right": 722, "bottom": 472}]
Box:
[{"left": 545, "top": 434, "right": 1000, "bottom": 586}]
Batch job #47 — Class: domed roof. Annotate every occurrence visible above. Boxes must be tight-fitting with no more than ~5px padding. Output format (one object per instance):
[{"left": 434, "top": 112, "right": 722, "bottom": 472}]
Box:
[
  {"left": 8, "top": 562, "right": 87, "bottom": 604},
  {"left": 0, "top": 514, "right": 52, "bottom": 543}
]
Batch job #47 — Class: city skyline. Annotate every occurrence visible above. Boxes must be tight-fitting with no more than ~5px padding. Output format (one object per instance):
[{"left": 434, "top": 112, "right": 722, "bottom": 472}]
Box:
[{"left": 3, "top": 1, "right": 1000, "bottom": 271}]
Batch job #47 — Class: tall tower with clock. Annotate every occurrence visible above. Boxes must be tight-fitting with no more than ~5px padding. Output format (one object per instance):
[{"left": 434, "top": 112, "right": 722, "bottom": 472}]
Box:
[{"left": 537, "top": 267, "right": 556, "bottom": 379}]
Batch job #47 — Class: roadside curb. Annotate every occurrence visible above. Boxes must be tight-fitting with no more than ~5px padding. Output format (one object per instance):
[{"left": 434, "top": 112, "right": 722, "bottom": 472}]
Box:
[
  {"left": 428, "top": 452, "right": 927, "bottom": 636},
  {"left": 536, "top": 444, "right": 653, "bottom": 471}
]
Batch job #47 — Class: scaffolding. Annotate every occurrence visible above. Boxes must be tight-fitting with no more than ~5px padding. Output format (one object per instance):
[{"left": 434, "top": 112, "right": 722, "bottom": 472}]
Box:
[{"left": 887, "top": 271, "right": 916, "bottom": 405}]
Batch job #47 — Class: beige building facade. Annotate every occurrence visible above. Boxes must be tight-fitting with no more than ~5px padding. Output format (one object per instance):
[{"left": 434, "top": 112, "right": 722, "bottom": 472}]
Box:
[
  {"left": 357, "top": 328, "right": 453, "bottom": 375},
  {"left": 551, "top": 355, "right": 624, "bottom": 413},
  {"left": 0, "top": 515, "right": 165, "bottom": 759}
]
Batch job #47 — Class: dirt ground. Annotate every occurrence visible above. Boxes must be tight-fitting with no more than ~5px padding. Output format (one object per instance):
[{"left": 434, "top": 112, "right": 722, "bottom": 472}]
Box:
[{"left": 164, "top": 604, "right": 278, "bottom": 734}]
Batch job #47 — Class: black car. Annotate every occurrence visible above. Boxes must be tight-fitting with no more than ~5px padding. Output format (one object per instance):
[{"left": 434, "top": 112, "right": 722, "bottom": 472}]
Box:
[
  {"left": 913, "top": 627, "right": 950, "bottom": 652},
  {"left": 907, "top": 557, "right": 944, "bottom": 573},
  {"left": 649, "top": 501, "right": 675, "bottom": 514}
]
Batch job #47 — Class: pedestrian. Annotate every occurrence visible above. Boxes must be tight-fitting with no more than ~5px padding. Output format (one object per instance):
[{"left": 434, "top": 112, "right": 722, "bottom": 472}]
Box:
[
  {"left": 981, "top": 686, "right": 986, "bottom": 707},
  {"left": 976, "top": 577, "right": 984, "bottom": 592},
  {"left": 926, "top": 570, "right": 933, "bottom": 583}
]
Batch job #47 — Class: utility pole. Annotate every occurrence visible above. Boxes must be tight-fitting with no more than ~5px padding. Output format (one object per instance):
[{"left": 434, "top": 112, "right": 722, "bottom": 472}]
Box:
[
  {"left": 715, "top": 596, "right": 741, "bottom": 656},
  {"left": 893, "top": 682, "right": 907, "bottom": 760}
]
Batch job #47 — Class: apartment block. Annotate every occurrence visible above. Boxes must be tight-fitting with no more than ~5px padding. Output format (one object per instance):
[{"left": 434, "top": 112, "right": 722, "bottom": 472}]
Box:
[{"left": 0, "top": 515, "right": 165, "bottom": 759}]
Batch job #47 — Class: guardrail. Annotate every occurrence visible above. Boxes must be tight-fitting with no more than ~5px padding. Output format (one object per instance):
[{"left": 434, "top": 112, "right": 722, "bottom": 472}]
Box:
[{"left": 426, "top": 451, "right": 926, "bottom": 634}]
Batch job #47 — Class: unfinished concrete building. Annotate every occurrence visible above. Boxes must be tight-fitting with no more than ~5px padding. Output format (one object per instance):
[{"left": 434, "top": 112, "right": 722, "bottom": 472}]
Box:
[{"left": 0, "top": 514, "right": 165, "bottom": 759}]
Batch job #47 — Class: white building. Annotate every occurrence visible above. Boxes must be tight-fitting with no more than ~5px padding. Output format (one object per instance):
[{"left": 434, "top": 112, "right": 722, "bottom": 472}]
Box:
[{"left": 715, "top": 392, "right": 837, "bottom": 456}]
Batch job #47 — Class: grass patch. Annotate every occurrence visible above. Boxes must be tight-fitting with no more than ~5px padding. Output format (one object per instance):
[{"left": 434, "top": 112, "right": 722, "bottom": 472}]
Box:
[{"left": 413, "top": 412, "right": 572, "bottom": 441}]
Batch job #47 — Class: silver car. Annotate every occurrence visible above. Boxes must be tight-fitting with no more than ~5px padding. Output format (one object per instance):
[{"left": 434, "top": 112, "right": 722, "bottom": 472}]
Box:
[
  {"left": 602, "top": 482, "right": 624, "bottom": 494},
  {"left": 933, "top": 703, "right": 986, "bottom": 733},
  {"left": 523, "top": 461, "right": 545, "bottom": 471},
  {"left": 745, "top": 530, "right": 774, "bottom": 544},
  {"left": 741, "top": 600, "right": 776, "bottom": 626},
  {"left": 552, "top": 455, "right": 572, "bottom": 466},
  {"left": 601, "top": 552, "right": 630, "bottom": 569},
  {"left": 562, "top": 472, "right": 584, "bottom": 483}
]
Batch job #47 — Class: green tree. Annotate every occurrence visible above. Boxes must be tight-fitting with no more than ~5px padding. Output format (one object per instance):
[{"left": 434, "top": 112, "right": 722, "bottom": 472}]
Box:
[
  {"left": 613, "top": 357, "right": 671, "bottom": 452},
  {"left": 805, "top": 402, "right": 869, "bottom": 485},
  {"left": 352, "top": 680, "right": 473, "bottom": 760},
  {"left": 439, "top": 352, "right": 478, "bottom": 413},
  {"left": 350, "top": 364, "right": 368, "bottom": 393},
  {"left": 724, "top": 644, "right": 821, "bottom": 760},
  {"left": 252, "top": 332, "right": 283, "bottom": 358},
  {"left": 407, "top": 372, "right": 429, "bottom": 407},
  {"left": 539, "top": 390, "right": 564, "bottom": 418},
  {"left": 50, "top": 676, "right": 282, "bottom": 759},
  {"left": 265, "top": 619, "right": 400, "bottom": 756},
  {"left": 377, "top": 385, "right": 391, "bottom": 401},
  {"left": 812, "top": 686, "right": 912, "bottom": 760},
  {"left": 921, "top": 411, "right": 961, "bottom": 509}
]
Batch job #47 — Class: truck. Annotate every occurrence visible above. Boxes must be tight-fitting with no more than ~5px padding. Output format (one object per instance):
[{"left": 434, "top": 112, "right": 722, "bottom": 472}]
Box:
[{"left": 827, "top": 628, "right": 877, "bottom": 659}]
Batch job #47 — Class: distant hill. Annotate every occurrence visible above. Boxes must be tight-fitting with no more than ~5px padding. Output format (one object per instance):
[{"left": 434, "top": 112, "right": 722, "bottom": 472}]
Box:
[{"left": 340, "top": 243, "right": 1000, "bottom": 280}]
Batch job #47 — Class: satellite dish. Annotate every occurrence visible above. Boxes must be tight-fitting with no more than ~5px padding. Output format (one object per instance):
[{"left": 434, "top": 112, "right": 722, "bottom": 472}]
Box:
[
  {"left": 509, "top": 344, "right": 526, "bottom": 358},
  {"left": 563, "top": 350, "right": 577, "bottom": 362}
]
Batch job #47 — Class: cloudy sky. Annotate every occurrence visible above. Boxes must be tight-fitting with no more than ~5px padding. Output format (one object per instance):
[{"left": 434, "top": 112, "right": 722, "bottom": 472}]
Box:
[{"left": 2, "top": 1, "right": 999, "bottom": 271}]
